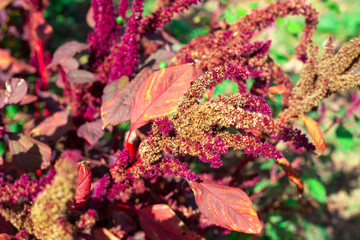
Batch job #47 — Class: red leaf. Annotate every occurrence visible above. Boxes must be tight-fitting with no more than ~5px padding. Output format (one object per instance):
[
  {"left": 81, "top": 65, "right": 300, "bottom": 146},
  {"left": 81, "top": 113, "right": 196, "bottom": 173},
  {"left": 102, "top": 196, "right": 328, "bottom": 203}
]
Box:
[
  {"left": 77, "top": 120, "right": 104, "bottom": 146},
  {"left": 188, "top": 179, "right": 262, "bottom": 234},
  {"left": 47, "top": 41, "right": 89, "bottom": 69},
  {"left": 0, "top": 78, "right": 28, "bottom": 108},
  {"left": 299, "top": 114, "right": 325, "bottom": 155},
  {"left": 8, "top": 133, "right": 51, "bottom": 171},
  {"left": 73, "top": 161, "right": 92, "bottom": 209},
  {"left": 67, "top": 69, "right": 97, "bottom": 84},
  {"left": 275, "top": 158, "right": 304, "bottom": 193},
  {"left": 131, "top": 63, "right": 202, "bottom": 130},
  {"left": 31, "top": 111, "right": 69, "bottom": 137},
  {"left": 101, "top": 67, "right": 152, "bottom": 128},
  {"left": 137, "top": 204, "right": 204, "bottom": 240}
]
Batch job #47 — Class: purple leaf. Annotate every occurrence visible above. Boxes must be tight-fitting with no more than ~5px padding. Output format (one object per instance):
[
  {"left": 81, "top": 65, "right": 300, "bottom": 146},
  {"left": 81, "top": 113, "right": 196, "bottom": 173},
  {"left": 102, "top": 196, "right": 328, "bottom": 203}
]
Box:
[
  {"left": 67, "top": 69, "right": 97, "bottom": 84},
  {"left": 101, "top": 67, "right": 152, "bottom": 128},
  {"left": 47, "top": 41, "right": 89, "bottom": 69},
  {"left": 101, "top": 76, "right": 129, "bottom": 103},
  {"left": 0, "top": 78, "right": 28, "bottom": 108},
  {"left": 77, "top": 120, "right": 104, "bottom": 146},
  {"left": 8, "top": 133, "right": 52, "bottom": 171}
]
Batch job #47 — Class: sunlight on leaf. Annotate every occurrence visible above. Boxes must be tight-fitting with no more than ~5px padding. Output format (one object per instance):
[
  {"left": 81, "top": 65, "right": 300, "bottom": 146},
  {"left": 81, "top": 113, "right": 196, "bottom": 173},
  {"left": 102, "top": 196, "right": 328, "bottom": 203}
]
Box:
[
  {"left": 299, "top": 114, "right": 325, "bottom": 155},
  {"left": 188, "top": 179, "right": 262, "bottom": 234}
]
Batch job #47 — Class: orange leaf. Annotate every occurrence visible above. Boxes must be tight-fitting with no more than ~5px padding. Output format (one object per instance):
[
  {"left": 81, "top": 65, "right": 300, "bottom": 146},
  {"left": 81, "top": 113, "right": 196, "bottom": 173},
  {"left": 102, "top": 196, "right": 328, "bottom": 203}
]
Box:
[
  {"left": 73, "top": 161, "right": 92, "bottom": 209},
  {"left": 188, "top": 179, "right": 262, "bottom": 234},
  {"left": 275, "top": 158, "right": 304, "bottom": 194},
  {"left": 131, "top": 63, "right": 202, "bottom": 130},
  {"left": 299, "top": 114, "right": 325, "bottom": 155},
  {"left": 268, "top": 84, "right": 290, "bottom": 95},
  {"left": 246, "top": 129, "right": 262, "bottom": 137}
]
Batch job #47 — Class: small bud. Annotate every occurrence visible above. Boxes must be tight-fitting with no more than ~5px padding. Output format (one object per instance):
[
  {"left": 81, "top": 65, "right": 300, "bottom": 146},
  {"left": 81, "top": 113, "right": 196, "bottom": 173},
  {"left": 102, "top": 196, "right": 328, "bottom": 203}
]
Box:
[
  {"left": 116, "top": 16, "right": 124, "bottom": 24},
  {"left": 159, "top": 61, "right": 167, "bottom": 69},
  {"left": 71, "top": 161, "right": 91, "bottom": 210}
]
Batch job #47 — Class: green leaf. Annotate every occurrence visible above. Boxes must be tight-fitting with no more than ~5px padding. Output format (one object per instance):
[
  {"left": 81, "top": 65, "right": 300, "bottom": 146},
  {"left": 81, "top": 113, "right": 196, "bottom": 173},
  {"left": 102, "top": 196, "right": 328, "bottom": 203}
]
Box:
[
  {"left": 246, "top": 78, "right": 255, "bottom": 92},
  {"left": 260, "top": 160, "right": 274, "bottom": 170},
  {"left": 213, "top": 79, "right": 238, "bottom": 98},
  {"left": 284, "top": 199, "right": 300, "bottom": 209},
  {"left": 235, "top": 8, "right": 247, "bottom": 17},
  {"left": 118, "top": 121, "right": 130, "bottom": 132},
  {"left": 4, "top": 105, "right": 18, "bottom": 120},
  {"left": 302, "top": 220, "right": 327, "bottom": 240},
  {"left": 324, "top": 0, "right": 340, "bottom": 13},
  {"left": 249, "top": 2, "right": 258, "bottom": 9},
  {"left": 307, "top": 178, "right": 327, "bottom": 203},
  {"left": 285, "top": 19, "right": 303, "bottom": 35},
  {"left": 189, "top": 27, "right": 209, "bottom": 39},
  {"left": 227, "top": 232, "right": 251, "bottom": 240},
  {"left": 223, "top": 6, "right": 239, "bottom": 23},
  {"left": 254, "top": 179, "right": 272, "bottom": 192},
  {"left": 336, "top": 125, "right": 353, "bottom": 150},
  {"left": 0, "top": 141, "right": 5, "bottom": 155},
  {"left": 317, "top": 12, "right": 342, "bottom": 32}
]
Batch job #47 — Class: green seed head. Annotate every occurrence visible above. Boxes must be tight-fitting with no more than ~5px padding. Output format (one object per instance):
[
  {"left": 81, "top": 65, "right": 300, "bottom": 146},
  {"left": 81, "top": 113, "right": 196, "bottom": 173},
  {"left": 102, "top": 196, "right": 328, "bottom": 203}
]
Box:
[{"left": 159, "top": 61, "right": 167, "bottom": 69}]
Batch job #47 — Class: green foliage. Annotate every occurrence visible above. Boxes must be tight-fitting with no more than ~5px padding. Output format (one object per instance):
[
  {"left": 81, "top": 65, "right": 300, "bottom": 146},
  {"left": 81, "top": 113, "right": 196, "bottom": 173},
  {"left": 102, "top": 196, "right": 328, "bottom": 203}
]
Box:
[
  {"left": 307, "top": 178, "right": 327, "bottom": 204},
  {"left": 336, "top": 124, "right": 353, "bottom": 150},
  {"left": 212, "top": 79, "right": 238, "bottom": 98},
  {"left": 301, "top": 220, "right": 327, "bottom": 240}
]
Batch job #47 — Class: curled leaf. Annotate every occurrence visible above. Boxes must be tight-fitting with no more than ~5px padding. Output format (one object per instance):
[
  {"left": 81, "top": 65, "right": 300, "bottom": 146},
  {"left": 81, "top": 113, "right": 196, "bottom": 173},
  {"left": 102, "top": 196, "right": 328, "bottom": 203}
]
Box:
[
  {"left": 188, "top": 179, "right": 262, "bottom": 234},
  {"left": 299, "top": 114, "right": 325, "bottom": 155},
  {"left": 73, "top": 161, "right": 92, "bottom": 209},
  {"left": 275, "top": 158, "right": 304, "bottom": 194}
]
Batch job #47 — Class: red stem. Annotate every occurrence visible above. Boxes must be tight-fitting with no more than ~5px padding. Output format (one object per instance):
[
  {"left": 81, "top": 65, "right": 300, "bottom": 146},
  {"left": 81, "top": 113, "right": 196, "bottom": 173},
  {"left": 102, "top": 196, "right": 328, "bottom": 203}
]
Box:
[{"left": 36, "top": 39, "right": 48, "bottom": 90}]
